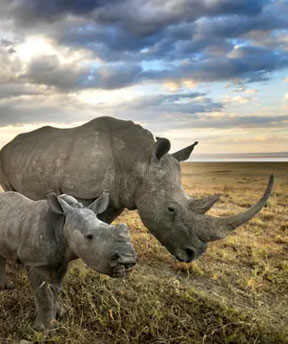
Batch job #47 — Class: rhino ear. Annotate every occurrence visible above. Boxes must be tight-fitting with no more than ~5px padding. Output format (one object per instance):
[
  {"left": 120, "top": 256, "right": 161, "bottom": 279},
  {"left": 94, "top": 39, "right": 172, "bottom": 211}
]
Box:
[
  {"left": 88, "top": 191, "right": 110, "bottom": 215},
  {"left": 46, "top": 192, "right": 74, "bottom": 215},
  {"left": 59, "top": 194, "right": 83, "bottom": 208},
  {"left": 190, "top": 194, "right": 220, "bottom": 214},
  {"left": 153, "top": 137, "right": 171, "bottom": 161},
  {"left": 172, "top": 141, "right": 198, "bottom": 162}
]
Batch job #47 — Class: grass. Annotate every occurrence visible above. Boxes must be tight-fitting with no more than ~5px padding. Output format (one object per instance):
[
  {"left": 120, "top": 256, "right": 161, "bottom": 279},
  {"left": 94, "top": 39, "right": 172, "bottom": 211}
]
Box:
[{"left": 0, "top": 162, "right": 288, "bottom": 343}]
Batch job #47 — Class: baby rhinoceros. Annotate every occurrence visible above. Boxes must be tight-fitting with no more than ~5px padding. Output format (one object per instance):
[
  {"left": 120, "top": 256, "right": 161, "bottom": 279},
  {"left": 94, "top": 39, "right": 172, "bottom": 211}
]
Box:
[{"left": 0, "top": 191, "right": 136, "bottom": 330}]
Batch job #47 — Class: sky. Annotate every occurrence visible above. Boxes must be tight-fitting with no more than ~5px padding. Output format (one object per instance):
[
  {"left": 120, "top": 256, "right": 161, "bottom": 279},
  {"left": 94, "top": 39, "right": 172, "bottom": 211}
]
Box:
[{"left": 0, "top": 0, "right": 288, "bottom": 156}]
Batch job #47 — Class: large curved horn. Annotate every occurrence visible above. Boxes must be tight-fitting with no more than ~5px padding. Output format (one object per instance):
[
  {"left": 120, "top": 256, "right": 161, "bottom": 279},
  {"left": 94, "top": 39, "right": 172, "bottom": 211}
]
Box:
[
  {"left": 199, "top": 175, "right": 274, "bottom": 242},
  {"left": 190, "top": 194, "right": 220, "bottom": 214}
]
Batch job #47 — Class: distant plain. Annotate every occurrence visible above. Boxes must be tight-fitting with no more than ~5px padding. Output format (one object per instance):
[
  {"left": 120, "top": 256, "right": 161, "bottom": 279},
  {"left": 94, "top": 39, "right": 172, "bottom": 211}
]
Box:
[{"left": 0, "top": 162, "right": 287, "bottom": 343}]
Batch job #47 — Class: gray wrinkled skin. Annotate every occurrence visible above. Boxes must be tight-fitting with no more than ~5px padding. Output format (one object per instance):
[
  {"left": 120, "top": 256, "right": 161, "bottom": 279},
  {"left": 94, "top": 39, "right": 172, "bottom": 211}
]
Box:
[
  {"left": 0, "top": 191, "right": 136, "bottom": 330},
  {"left": 0, "top": 116, "right": 273, "bottom": 263}
]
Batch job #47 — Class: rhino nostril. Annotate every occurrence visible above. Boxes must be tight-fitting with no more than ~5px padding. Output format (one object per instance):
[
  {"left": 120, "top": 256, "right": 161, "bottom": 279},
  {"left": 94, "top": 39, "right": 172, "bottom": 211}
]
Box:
[
  {"left": 184, "top": 248, "right": 195, "bottom": 263},
  {"left": 124, "top": 262, "right": 136, "bottom": 269}
]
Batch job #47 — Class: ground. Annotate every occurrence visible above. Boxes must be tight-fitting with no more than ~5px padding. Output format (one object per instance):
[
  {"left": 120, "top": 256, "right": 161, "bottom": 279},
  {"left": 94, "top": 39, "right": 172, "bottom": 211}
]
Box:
[{"left": 0, "top": 162, "right": 287, "bottom": 344}]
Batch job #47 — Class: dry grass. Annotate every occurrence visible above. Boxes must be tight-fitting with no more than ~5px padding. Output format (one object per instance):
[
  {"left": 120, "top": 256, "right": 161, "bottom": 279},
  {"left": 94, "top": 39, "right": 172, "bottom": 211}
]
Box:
[{"left": 1, "top": 162, "right": 288, "bottom": 344}]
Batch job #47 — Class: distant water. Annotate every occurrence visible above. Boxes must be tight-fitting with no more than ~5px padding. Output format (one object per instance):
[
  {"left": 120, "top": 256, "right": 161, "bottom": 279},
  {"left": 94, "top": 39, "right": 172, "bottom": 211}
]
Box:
[{"left": 190, "top": 152, "right": 288, "bottom": 162}]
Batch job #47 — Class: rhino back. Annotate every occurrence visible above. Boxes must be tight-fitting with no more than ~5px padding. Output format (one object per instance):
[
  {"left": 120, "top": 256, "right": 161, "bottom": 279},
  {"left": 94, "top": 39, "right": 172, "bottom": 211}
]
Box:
[
  {"left": 0, "top": 192, "right": 64, "bottom": 266},
  {"left": 0, "top": 126, "right": 74, "bottom": 198},
  {"left": 0, "top": 117, "right": 155, "bottom": 202}
]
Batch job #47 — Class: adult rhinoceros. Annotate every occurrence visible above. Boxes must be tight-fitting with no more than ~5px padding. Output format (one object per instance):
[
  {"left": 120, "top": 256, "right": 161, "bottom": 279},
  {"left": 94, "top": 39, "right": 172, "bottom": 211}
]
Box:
[{"left": 0, "top": 116, "right": 273, "bottom": 263}]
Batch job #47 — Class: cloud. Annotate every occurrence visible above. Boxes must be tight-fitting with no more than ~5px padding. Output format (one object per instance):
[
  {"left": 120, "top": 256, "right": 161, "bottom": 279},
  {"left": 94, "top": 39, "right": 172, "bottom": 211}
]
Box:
[
  {"left": 0, "top": 93, "right": 92, "bottom": 127},
  {"left": 23, "top": 55, "right": 93, "bottom": 90},
  {"left": 0, "top": 0, "right": 287, "bottom": 90},
  {"left": 0, "top": 90, "right": 223, "bottom": 127},
  {"left": 0, "top": 39, "right": 23, "bottom": 83},
  {"left": 0, "top": 83, "right": 46, "bottom": 99},
  {"left": 25, "top": 57, "right": 145, "bottom": 90},
  {"left": 223, "top": 95, "right": 253, "bottom": 104},
  {"left": 0, "top": 0, "right": 287, "bottom": 157},
  {"left": 1, "top": 0, "right": 267, "bottom": 32},
  {"left": 0, "top": 0, "right": 108, "bottom": 26},
  {"left": 126, "top": 93, "right": 223, "bottom": 116},
  {"left": 3, "top": 86, "right": 285, "bottom": 133}
]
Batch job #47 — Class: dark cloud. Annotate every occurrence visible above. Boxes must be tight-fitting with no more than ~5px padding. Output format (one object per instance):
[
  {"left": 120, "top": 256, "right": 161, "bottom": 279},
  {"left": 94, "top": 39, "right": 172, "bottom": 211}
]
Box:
[
  {"left": 194, "top": 1, "right": 288, "bottom": 39},
  {"left": 1, "top": 0, "right": 109, "bottom": 25},
  {"left": 174, "top": 46, "right": 288, "bottom": 83},
  {"left": 127, "top": 93, "right": 223, "bottom": 115},
  {"left": 0, "top": 40, "right": 23, "bottom": 84},
  {"left": 23, "top": 55, "right": 89, "bottom": 90},
  {"left": 92, "top": 0, "right": 267, "bottom": 36},
  {"left": 0, "top": 0, "right": 287, "bottom": 155},
  {"left": 51, "top": 1, "right": 288, "bottom": 86},
  {"left": 1, "top": 0, "right": 267, "bottom": 32},
  {"left": 20, "top": 42, "right": 288, "bottom": 90},
  {"left": 22, "top": 56, "right": 144, "bottom": 90},
  {"left": 58, "top": 2, "right": 288, "bottom": 62},
  {"left": 0, "top": 83, "right": 43, "bottom": 99},
  {"left": 87, "top": 63, "right": 143, "bottom": 89},
  {"left": 0, "top": 0, "right": 287, "bottom": 93}
]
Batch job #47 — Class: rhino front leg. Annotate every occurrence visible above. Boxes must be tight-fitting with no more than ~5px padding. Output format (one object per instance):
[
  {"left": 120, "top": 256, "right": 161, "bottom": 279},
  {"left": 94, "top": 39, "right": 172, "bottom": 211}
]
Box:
[
  {"left": 27, "top": 267, "right": 58, "bottom": 330},
  {"left": 0, "top": 256, "right": 15, "bottom": 290},
  {"left": 51, "top": 264, "right": 68, "bottom": 320}
]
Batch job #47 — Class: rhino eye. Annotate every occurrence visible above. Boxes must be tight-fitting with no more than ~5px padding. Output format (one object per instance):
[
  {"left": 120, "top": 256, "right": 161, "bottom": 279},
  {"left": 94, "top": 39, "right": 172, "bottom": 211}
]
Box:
[
  {"left": 86, "top": 234, "right": 93, "bottom": 240},
  {"left": 167, "top": 206, "right": 176, "bottom": 213}
]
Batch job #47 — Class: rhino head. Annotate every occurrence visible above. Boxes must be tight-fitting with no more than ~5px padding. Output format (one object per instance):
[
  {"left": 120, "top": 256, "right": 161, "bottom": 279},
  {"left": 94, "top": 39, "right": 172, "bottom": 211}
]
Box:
[
  {"left": 47, "top": 192, "right": 137, "bottom": 278},
  {"left": 135, "top": 138, "right": 274, "bottom": 263}
]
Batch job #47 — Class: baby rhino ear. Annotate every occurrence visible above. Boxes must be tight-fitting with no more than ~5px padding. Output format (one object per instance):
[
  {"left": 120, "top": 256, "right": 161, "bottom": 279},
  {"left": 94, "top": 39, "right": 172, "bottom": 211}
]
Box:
[
  {"left": 59, "top": 194, "right": 83, "bottom": 208},
  {"left": 46, "top": 192, "right": 74, "bottom": 215}
]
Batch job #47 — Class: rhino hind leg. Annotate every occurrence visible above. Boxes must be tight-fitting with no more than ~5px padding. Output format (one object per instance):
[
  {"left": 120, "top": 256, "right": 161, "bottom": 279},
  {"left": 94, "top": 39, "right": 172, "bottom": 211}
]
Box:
[
  {"left": 27, "top": 267, "right": 58, "bottom": 330},
  {"left": 0, "top": 256, "right": 15, "bottom": 290}
]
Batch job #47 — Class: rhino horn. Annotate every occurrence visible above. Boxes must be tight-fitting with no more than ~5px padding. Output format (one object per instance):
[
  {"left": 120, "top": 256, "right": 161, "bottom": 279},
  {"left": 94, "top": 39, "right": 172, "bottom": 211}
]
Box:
[
  {"left": 190, "top": 194, "right": 220, "bottom": 214},
  {"left": 198, "top": 175, "right": 274, "bottom": 242},
  {"left": 172, "top": 141, "right": 198, "bottom": 161}
]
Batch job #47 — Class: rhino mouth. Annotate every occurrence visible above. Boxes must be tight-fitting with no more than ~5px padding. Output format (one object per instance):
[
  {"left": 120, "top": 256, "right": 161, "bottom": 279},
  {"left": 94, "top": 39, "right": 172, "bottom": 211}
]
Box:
[
  {"left": 111, "top": 262, "right": 135, "bottom": 278},
  {"left": 110, "top": 253, "right": 136, "bottom": 278}
]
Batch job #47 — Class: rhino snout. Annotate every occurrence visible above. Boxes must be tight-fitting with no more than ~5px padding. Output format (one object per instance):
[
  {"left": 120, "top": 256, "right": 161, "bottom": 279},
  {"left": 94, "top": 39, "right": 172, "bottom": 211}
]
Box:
[
  {"left": 109, "top": 252, "right": 137, "bottom": 278},
  {"left": 175, "top": 247, "right": 196, "bottom": 263}
]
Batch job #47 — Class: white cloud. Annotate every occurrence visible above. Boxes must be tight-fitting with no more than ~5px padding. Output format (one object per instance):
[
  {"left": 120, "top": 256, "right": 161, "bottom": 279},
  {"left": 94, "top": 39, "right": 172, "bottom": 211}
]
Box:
[{"left": 223, "top": 95, "right": 253, "bottom": 104}]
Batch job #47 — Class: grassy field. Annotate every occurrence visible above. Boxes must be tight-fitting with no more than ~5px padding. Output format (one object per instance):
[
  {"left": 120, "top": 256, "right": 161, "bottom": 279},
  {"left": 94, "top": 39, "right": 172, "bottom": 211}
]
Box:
[{"left": 0, "top": 162, "right": 287, "bottom": 344}]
